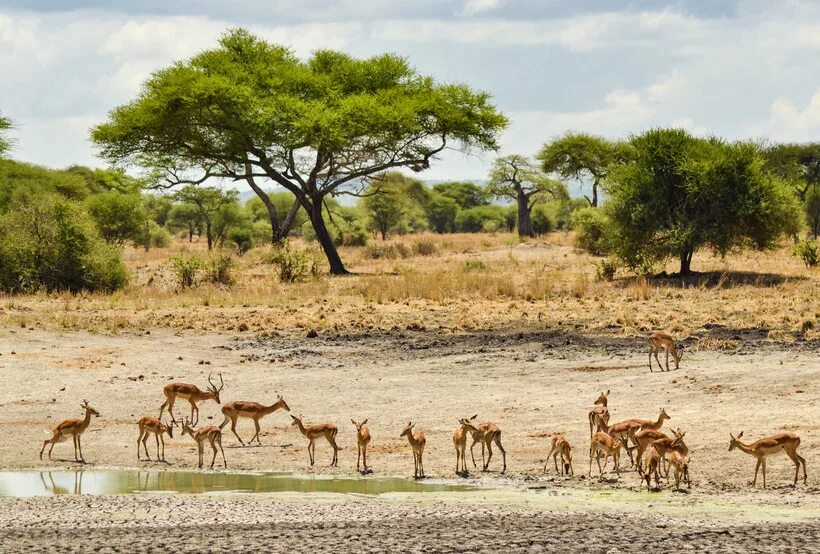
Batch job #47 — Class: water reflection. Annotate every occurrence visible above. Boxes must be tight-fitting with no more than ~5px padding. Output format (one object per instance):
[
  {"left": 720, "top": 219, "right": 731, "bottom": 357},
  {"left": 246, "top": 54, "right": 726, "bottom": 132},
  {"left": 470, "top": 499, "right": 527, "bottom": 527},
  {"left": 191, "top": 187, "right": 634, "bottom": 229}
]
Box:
[{"left": 0, "top": 470, "right": 475, "bottom": 497}]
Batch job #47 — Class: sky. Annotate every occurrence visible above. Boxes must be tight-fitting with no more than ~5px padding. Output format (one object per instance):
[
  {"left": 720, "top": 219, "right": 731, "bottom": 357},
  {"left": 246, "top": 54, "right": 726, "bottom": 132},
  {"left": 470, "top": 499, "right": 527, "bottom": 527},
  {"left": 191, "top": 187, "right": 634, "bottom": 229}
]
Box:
[{"left": 0, "top": 0, "right": 819, "bottom": 185}]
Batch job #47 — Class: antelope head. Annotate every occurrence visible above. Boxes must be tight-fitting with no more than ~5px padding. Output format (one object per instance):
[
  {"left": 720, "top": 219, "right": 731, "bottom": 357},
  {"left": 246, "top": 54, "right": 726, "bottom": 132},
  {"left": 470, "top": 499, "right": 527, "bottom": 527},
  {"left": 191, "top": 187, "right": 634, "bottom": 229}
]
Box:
[
  {"left": 400, "top": 421, "right": 415, "bottom": 438},
  {"left": 728, "top": 431, "right": 744, "bottom": 451},
  {"left": 207, "top": 373, "right": 224, "bottom": 403}
]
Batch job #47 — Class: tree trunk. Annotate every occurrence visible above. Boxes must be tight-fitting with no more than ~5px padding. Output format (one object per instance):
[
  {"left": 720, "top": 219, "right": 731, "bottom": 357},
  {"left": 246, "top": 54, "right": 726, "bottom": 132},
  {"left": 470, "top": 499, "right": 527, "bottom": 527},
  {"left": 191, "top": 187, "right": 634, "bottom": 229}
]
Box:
[
  {"left": 591, "top": 180, "right": 599, "bottom": 208},
  {"left": 516, "top": 189, "right": 534, "bottom": 237},
  {"left": 245, "top": 176, "right": 282, "bottom": 244},
  {"left": 205, "top": 219, "right": 213, "bottom": 250},
  {"left": 679, "top": 248, "right": 694, "bottom": 275},
  {"left": 279, "top": 202, "right": 301, "bottom": 242},
  {"left": 308, "top": 199, "right": 349, "bottom": 275}
]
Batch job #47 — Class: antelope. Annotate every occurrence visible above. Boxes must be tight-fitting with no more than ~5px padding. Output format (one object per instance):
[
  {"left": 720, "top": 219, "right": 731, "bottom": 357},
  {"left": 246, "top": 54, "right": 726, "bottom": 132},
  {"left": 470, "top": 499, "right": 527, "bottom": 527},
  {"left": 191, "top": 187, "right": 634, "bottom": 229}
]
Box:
[
  {"left": 39, "top": 400, "right": 100, "bottom": 462},
  {"left": 665, "top": 450, "right": 690, "bottom": 490},
  {"left": 544, "top": 433, "right": 573, "bottom": 475},
  {"left": 640, "top": 444, "right": 662, "bottom": 491},
  {"left": 635, "top": 428, "right": 686, "bottom": 475},
  {"left": 453, "top": 416, "right": 479, "bottom": 475},
  {"left": 136, "top": 417, "right": 174, "bottom": 462},
  {"left": 469, "top": 421, "right": 507, "bottom": 474},
  {"left": 608, "top": 408, "right": 671, "bottom": 466},
  {"left": 648, "top": 332, "right": 682, "bottom": 372},
  {"left": 352, "top": 418, "right": 371, "bottom": 473},
  {"left": 290, "top": 415, "right": 339, "bottom": 467},
  {"left": 588, "top": 390, "right": 610, "bottom": 437},
  {"left": 729, "top": 431, "right": 807, "bottom": 488},
  {"left": 219, "top": 395, "right": 290, "bottom": 445},
  {"left": 180, "top": 417, "right": 226, "bottom": 469},
  {"left": 159, "top": 373, "right": 224, "bottom": 425},
  {"left": 589, "top": 429, "right": 621, "bottom": 481},
  {"left": 400, "top": 422, "right": 426, "bottom": 479}
]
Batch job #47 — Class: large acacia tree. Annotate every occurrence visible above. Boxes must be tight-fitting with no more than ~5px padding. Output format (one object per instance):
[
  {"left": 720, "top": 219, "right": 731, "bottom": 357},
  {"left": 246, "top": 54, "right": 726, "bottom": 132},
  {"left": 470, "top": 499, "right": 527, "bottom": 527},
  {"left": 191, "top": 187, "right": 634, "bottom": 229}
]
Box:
[
  {"left": 486, "top": 155, "right": 567, "bottom": 237},
  {"left": 91, "top": 29, "right": 507, "bottom": 274}
]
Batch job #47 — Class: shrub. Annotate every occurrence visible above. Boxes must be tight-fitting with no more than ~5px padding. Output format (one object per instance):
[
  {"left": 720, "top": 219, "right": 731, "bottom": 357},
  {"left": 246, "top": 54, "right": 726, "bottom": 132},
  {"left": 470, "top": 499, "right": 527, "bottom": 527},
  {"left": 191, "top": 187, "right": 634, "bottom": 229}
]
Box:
[
  {"left": 207, "top": 251, "right": 234, "bottom": 285},
  {"left": 571, "top": 207, "right": 611, "bottom": 256},
  {"left": 531, "top": 204, "right": 557, "bottom": 236},
  {"left": 264, "top": 243, "right": 320, "bottom": 283},
  {"left": 171, "top": 252, "right": 206, "bottom": 288},
  {"left": 792, "top": 238, "right": 818, "bottom": 268},
  {"left": 228, "top": 227, "right": 254, "bottom": 255},
  {"left": 412, "top": 239, "right": 436, "bottom": 256},
  {"left": 463, "top": 260, "right": 487, "bottom": 271},
  {"left": 85, "top": 191, "right": 148, "bottom": 245},
  {"left": 364, "top": 243, "right": 411, "bottom": 260},
  {"left": 148, "top": 222, "right": 171, "bottom": 248},
  {"left": 595, "top": 259, "right": 618, "bottom": 281}
]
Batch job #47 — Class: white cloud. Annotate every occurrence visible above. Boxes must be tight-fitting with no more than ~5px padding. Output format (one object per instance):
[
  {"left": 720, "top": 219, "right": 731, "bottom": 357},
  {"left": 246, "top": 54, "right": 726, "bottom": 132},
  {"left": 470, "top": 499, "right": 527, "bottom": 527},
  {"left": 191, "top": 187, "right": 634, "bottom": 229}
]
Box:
[
  {"left": 768, "top": 90, "right": 820, "bottom": 141},
  {"left": 457, "top": 0, "right": 501, "bottom": 17}
]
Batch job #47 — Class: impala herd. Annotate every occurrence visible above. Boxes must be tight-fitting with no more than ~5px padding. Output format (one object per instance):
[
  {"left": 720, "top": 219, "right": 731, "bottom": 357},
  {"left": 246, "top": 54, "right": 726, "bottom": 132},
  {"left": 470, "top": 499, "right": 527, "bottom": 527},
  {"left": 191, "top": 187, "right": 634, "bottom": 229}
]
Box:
[{"left": 38, "top": 334, "right": 809, "bottom": 490}]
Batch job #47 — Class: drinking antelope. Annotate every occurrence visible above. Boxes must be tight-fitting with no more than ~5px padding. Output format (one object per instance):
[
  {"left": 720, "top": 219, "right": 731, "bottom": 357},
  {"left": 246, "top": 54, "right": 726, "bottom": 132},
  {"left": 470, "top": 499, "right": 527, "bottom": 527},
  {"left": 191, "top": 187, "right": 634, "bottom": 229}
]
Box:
[
  {"left": 219, "top": 394, "right": 290, "bottom": 445},
  {"left": 640, "top": 444, "right": 662, "bottom": 491},
  {"left": 352, "top": 418, "right": 371, "bottom": 474},
  {"left": 648, "top": 332, "right": 682, "bottom": 372},
  {"left": 40, "top": 400, "right": 100, "bottom": 463},
  {"left": 136, "top": 417, "right": 174, "bottom": 462},
  {"left": 544, "top": 433, "right": 573, "bottom": 475},
  {"left": 290, "top": 415, "right": 339, "bottom": 467},
  {"left": 452, "top": 416, "right": 479, "bottom": 475},
  {"left": 729, "top": 431, "right": 807, "bottom": 488},
  {"left": 588, "top": 390, "right": 610, "bottom": 437},
  {"left": 400, "top": 422, "right": 426, "bottom": 479},
  {"left": 469, "top": 420, "right": 507, "bottom": 474},
  {"left": 159, "top": 373, "right": 224, "bottom": 425},
  {"left": 180, "top": 417, "right": 227, "bottom": 469}
]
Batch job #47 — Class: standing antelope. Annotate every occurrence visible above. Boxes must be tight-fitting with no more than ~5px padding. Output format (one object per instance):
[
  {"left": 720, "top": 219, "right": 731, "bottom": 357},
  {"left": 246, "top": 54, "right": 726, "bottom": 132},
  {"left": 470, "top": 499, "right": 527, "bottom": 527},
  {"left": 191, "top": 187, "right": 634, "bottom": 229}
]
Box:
[
  {"left": 648, "top": 332, "right": 682, "bottom": 372},
  {"left": 588, "top": 390, "right": 610, "bottom": 436},
  {"left": 136, "top": 417, "right": 174, "bottom": 462},
  {"left": 665, "top": 450, "right": 690, "bottom": 490},
  {"left": 589, "top": 428, "right": 621, "bottom": 481},
  {"left": 159, "top": 373, "right": 224, "bottom": 425},
  {"left": 470, "top": 421, "right": 507, "bottom": 474},
  {"left": 219, "top": 395, "right": 290, "bottom": 445},
  {"left": 640, "top": 444, "right": 662, "bottom": 491},
  {"left": 608, "top": 408, "right": 671, "bottom": 466},
  {"left": 40, "top": 400, "right": 100, "bottom": 462},
  {"left": 290, "top": 415, "right": 339, "bottom": 467},
  {"left": 635, "top": 428, "right": 686, "bottom": 475},
  {"left": 352, "top": 419, "right": 371, "bottom": 473},
  {"left": 729, "top": 431, "right": 807, "bottom": 488},
  {"left": 453, "top": 416, "right": 479, "bottom": 475},
  {"left": 544, "top": 433, "right": 573, "bottom": 475},
  {"left": 180, "top": 417, "right": 226, "bottom": 469},
  {"left": 400, "top": 422, "right": 426, "bottom": 479}
]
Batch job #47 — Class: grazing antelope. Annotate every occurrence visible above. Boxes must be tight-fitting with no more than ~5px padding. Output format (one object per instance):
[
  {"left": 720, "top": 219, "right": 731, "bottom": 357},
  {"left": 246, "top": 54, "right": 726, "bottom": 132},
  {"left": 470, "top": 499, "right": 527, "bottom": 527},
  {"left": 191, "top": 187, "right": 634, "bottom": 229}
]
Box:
[
  {"left": 400, "top": 422, "right": 426, "bottom": 479},
  {"left": 729, "top": 431, "right": 807, "bottom": 488},
  {"left": 40, "top": 400, "right": 100, "bottom": 462},
  {"left": 665, "top": 450, "right": 690, "bottom": 490},
  {"left": 635, "top": 428, "right": 686, "bottom": 475},
  {"left": 608, "top": 408, "right": 671, "bottom": 466},
  {"left": 470, "top": 421, "right": 507, "bottom": 474},
  {"left": 352, "top": 418, "right": 371, "bottom": 473},
  {"left": 453, "top": 416, "right": 479, "bottom": 475},
  {"left": 589, "top": 430, "right": 621, "bottom": 481},
  {"left": 640, "top": 444, "right": 662, "bottom": 491},
  {"left": 159, "top": 373, "right": 224, "bottom": 425},
  {"left": 544, "top": 434, "right": 573, "bottom": 475},
  {"left": 136, "top": 417, "right": 174, "bottom": 462},
  {"left": 290, "top": 415, "right": 339, "bottom": 467},
  {"left": 219, "top": 394, "right": 290, "bottom": 445},
  {"left": 588, "top": 390, "right": 610, "bottom": 437},
  {"left": 648, "top": 332, "right": 682, "bottom": 372},
  {"left": 180, "top": 417, "right": 226, "bottom": 469}
]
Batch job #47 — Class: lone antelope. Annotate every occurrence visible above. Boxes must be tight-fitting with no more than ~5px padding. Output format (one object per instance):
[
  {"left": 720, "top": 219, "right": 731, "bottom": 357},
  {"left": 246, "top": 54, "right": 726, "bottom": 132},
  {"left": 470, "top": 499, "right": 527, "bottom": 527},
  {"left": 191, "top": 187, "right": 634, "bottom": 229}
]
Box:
[
  {"left": 729, "top": 431, "right": 807, "bottom": 488},
  {"left": 588, "top": 390, "right": 610, "bottom": 437},
  {"left": 180, "top": 417, "right": 226, "bottom": 469},
  {"left": 40, "top": 400, "right": 100, "bottom": 462},
  {"left": 352, "top": 419, "right": 371, "bottom": 473},
  {"left": 290, "top": 415, "right": 339, "bottom": 467},
  {"left": 648, "top": 332, "right": 682, "bottom": 372},
  {"left": 219, "top": 394, "right": 290, "bottom": 445},
  {"left": 400, "top": 422, "right": 426, "bottom": 479},
  {"left": 136, "top": 417, "right": 174, "bottom": 462},
  {"left": 453, "top": 416, "right": 479, "bottom": 475},
  {"left": 159, "top": 373, "right": 224, "bottom": 425},
  {"left": 470, "top": 420, "right": 507, "bottom": 474},
  {"left": 544, "top": 433, "right": 573, "bottom": 475}
]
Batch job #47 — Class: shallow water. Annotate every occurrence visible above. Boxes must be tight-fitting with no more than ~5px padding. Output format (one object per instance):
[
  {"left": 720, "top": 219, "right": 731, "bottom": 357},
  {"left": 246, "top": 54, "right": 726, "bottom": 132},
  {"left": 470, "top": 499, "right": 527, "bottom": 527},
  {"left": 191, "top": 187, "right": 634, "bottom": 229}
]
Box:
[{"left": 0, "top": 470, "right": 475, "bottom": 497}]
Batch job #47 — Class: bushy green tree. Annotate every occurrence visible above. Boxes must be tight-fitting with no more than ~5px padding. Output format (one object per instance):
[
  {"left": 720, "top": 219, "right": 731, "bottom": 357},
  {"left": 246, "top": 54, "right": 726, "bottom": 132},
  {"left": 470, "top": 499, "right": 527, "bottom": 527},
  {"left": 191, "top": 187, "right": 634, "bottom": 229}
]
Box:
[
  {"left": 571, "top": 206, "right": 612, "bottom": 255},
  {"left": 432, "top": 181, "right": 488, "bottom": 210},
  {"left": 362, "top": 175, "right": 410, "bottom": 239},
  {"left": 174, "top": 186, "right": 238, "bottom": 249},
  {"left": 0, "top": 159, "right": 91, "bottom": 209},
  {"left": 426, "top": 194, "right": 459, "bottom": 233},
  {"left": 763, "top": 143, "right": 820, "bottom": 237},
  {"left": 167, "top": 202, "right": 202, "bottom": 242},
  {"left": 85, "top": 191, "right": 148, "bottom": 245},
  {"left": 456, "top": 205, "right": 507, "bottom": 233}
]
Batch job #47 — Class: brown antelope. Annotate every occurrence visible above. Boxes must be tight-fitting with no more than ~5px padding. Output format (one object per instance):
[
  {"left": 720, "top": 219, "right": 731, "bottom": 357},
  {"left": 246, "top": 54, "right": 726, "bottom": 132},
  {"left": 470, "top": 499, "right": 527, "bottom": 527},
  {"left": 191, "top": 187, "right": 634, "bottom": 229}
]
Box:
[
  {"left": 136, "top": 417, "right": 174, "bottom": 462},
  {"left": 400, "top": 422, "right": 426, "bottom": 479},
  {"left": 290, "top": 415, "right": 339, "bottom": 467},
  {"left": 470, "top": 421, "right": 507, "bottom": 474},
  {"left": 219, "top": 395, "right": 290, "bottom": 445},
  {"left": 452, "top": 416, "right": 479, "bottom": 475},
  {"left": 40, "top": 400, "right": 100, "bottom": 462},
  {"left": 635, "top": 428, "right": 686, "bottom": 475},
  {"left": 180, "top": 417, "right": 226, "bottom": 469},
  {"left": 589, "top": 429, "right": 621, "bottom": 480},
  {"left": 648, "top": 332, "right": 682, "bottom": 372},
  {"left": 159, "top": 373, "right": 224, "bottom": 425},
  {"left": 588, "top": 390, "right": 610, "bottom": 436},
  {"left": 665, "top": 450, "right": 690, "bottom": 490},
  {"left": 729, "top": 431, "right": 807, "bottom": 488},
  {"left": 544, "top": 433, "right": 573, "bottom": 475},
  {"left": 640, "top": 444, "right": 662, "bottom": 491},
  {"left": 352, "top": 418, "right": 371, "bottom": 473},
  {"left": 608, "top": 408, "right": 671, "bottom": 466}
]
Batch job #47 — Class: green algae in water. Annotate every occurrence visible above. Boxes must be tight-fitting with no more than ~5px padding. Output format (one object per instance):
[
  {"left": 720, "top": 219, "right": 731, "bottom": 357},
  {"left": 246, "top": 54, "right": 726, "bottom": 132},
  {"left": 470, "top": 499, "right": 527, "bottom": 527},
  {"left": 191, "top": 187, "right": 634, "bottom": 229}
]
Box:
[{"left": 0, "top": 470, "right": 476, "bottom": 497}]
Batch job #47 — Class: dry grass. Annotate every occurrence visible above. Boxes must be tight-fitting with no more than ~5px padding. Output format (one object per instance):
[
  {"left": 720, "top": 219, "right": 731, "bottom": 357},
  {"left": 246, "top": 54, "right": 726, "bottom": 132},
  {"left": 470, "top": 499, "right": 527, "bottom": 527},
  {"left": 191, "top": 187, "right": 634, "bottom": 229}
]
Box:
[{"left": 1, "top": 231, "right": 818, "bottom": 343}]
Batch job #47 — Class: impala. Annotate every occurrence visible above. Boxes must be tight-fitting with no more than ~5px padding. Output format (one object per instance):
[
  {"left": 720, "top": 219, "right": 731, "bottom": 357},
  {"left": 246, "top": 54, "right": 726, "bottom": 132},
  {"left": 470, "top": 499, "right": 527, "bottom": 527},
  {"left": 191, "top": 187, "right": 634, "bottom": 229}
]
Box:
[
  {"left": 452, "top": 416, "right": 479, "bottom": 475},
  {"left": 608, "top": 408, "right": 671, "bottom": 466},
  {"left": 640, "top": 444, "right": 662, "bottom": 491},
  {"left": 290, "top": 415, "right": 339, "bottom": 467},
  {"left": 219, "top": 394, "right": 290, "bottom": 445},
  {"left": 180, "top": 417, "right": 226, "bottom": 469},
  {"left": 589, "top": 429, "right": 621, "bottom": 481},
  {"left": 544, "top": 433, "right": 573, "bottom": 475},
  {"left": 588, "top": 390, "right": 610, "bottom": 437},
  {"left": 665, "top": 450, "right": 690, "bottom": 490},
  {"left": 136, "top": 417, "right": 174, "bottom": 462},
  {"left": 648, "top": 332, "right": 682, "bottom": 372},
  {"left": 469, "top": 420, "right": 507, "bottom": 474},
  {"left": 729, "top": 431, "right": 807, "bottom": 488},
  {"left": 400, "top": 421, "right": 426, "bottom": 479},
  {"left": 352, "top": 418, "right": 371, "bottom": 474},
  {"left": 40, "top": 400, "right": 100, "bottom": 463},
  {"left": 159, "top": 373, "right": 224, "bottom": 425},
  {"left": 634, "top": 428, "right": 686, "bottom": 475}
]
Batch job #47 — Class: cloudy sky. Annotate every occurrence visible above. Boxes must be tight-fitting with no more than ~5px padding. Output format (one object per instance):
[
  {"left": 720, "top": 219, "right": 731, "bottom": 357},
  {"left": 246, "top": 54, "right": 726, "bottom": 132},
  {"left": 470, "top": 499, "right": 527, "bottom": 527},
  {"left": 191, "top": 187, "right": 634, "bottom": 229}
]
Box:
[{"left": 1, "top": 0, "right": 819, "bottom": 182}]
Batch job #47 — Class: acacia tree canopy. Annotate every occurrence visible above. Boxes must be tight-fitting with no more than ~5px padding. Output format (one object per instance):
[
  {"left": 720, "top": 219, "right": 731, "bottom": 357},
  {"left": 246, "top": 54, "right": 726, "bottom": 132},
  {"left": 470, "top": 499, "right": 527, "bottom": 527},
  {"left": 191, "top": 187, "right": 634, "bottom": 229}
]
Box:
[{"left": 91, "top": 28, "right": 508, "bottom": 274}]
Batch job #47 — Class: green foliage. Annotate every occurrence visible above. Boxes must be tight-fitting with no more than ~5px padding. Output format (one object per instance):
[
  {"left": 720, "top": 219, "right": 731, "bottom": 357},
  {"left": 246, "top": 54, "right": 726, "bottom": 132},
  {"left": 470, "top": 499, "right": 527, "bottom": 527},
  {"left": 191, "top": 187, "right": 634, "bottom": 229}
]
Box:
[
  {"left": 228, "top": 227, "right": 254, "bottom": 254},
  {"left": 594, "top": 259, "right": 618, "bottom": 281},
  {"left": 148, "top": 222, "right": 172, "bottom": 248},
  {"left": 362, "top": 174, "right": 411, "bottom": 239},
  {"left": 167, "top": 202, "right": 202, "bottom": 241},
  {"left": 432, "top": 181, "right": 488, "bottom": 210},
  {"left": 174, "top": 186, "right": 238, "bottom": 249},
  {"left": 0, "top": 159, "right": 91, "bottom": 210},
  {"left": 170, "top": 252, "right": 207, "bottom": 288},
  {"left": 0, "top": 195, "right": 127, "bottom": 293},
  {"left": 0, "top": 113, "right": 12, "bottom": 157},
  {"left": 463, "top": 260, "right": 487, "bottom": 271},
  {"left": 143, "top": 194, "right": 174, "bottom": 226},
  {"left": 412, "top": 239, "right": 436, "bottom": 256},
  {"left": 426, "top": 194, "right": 459, "bottom": 233},
  {"left": 530, "top": 204, "right": 556, "bottom": 236},
  {"left": 264, "top": 242, "right": 321, "bottom": 283},
  {"left": 207, "top": 251, "right": 235, "bottom": 285},
  {"left": 792, "top": 238, "right": 818, "bottom": 268},
  {"left": 456, "top": 205, "right": 507, "bottom": 233},
  {"left": 571, "top": 207, "right": 612, "bottom": 256},
  {"left": 85, "top": 190, "right": 148, "bottom": 245}
]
